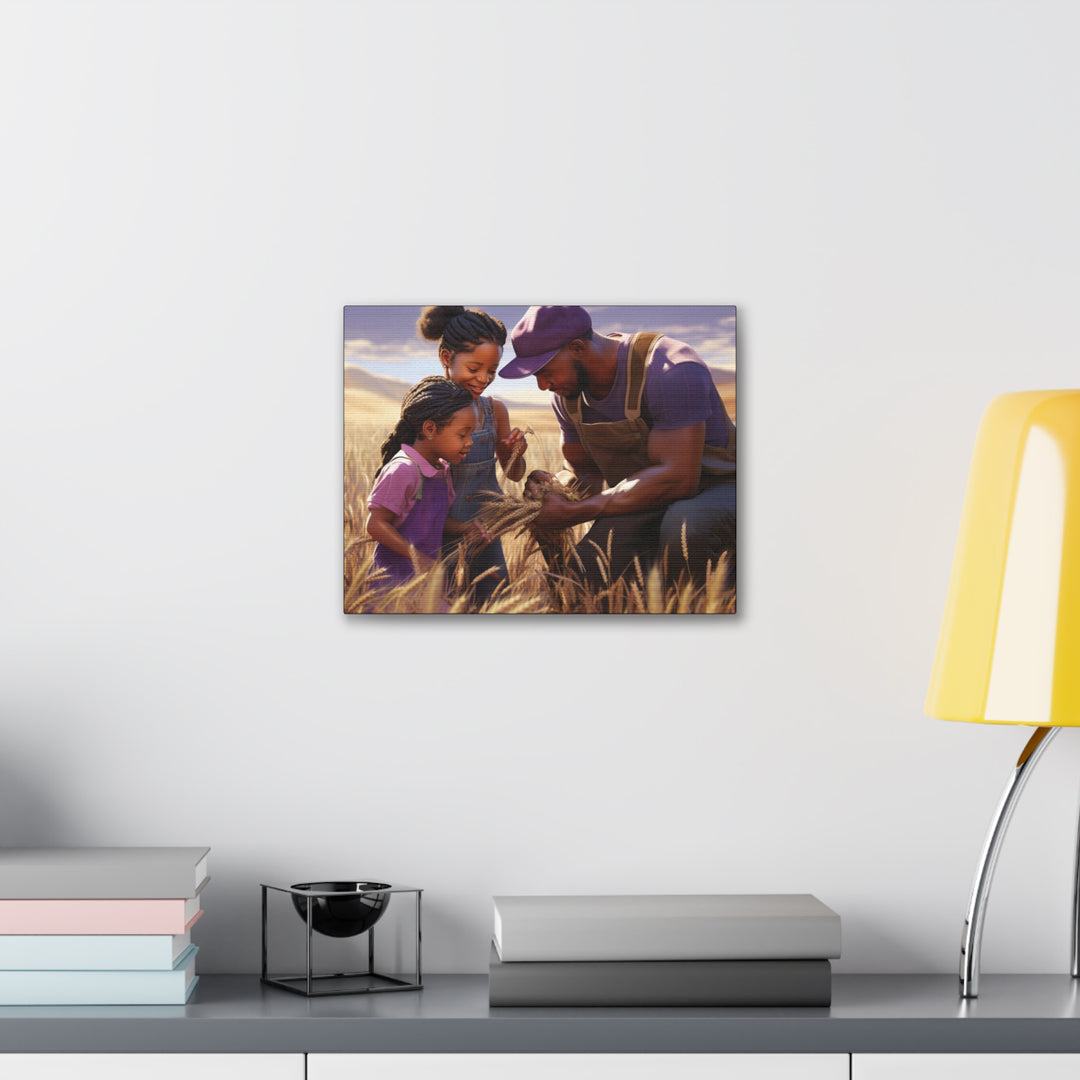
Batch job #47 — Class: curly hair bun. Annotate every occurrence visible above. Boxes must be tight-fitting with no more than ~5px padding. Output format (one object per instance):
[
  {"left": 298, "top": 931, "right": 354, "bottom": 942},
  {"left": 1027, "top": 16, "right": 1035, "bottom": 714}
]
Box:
[{"left": 417, "top": 306, "right": 468, "bottom": 341}]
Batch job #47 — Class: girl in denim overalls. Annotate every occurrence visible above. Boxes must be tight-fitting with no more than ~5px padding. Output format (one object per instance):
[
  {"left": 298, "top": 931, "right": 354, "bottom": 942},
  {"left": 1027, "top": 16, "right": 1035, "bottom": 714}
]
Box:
[{"left": 417, "top": 307, "right": 529, "bottom": 603}]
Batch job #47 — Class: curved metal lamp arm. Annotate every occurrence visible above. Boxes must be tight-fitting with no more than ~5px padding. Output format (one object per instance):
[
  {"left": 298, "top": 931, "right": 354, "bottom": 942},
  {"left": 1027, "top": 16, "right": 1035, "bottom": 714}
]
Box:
[
  {"left": 960, "top": 726, "right": 1058, "bottom": 998},
  {"left": 1073, "top": 776, "right": 1080, "bottom": 978}
]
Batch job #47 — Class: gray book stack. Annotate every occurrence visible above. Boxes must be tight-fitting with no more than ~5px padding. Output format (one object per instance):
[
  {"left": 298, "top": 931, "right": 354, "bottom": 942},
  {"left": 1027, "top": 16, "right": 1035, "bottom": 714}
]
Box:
[
  {"left": 0, "top": 847, "right": 210, "bottom": 1004},
  {"left": 489, "top": 894, "right": 840, "bottom": 1007}
]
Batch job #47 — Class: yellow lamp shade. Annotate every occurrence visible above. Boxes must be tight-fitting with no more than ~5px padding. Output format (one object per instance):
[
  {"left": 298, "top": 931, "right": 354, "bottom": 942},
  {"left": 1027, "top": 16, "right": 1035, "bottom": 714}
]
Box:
[{"left": 926, "top": 390, "right": 1080, "bottom": 726}]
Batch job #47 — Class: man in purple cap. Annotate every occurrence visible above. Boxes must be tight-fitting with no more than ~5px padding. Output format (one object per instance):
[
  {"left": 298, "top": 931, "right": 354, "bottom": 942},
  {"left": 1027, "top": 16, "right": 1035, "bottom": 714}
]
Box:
[{"left": 499, "top": 306, "right": 736, "bottom": 592}]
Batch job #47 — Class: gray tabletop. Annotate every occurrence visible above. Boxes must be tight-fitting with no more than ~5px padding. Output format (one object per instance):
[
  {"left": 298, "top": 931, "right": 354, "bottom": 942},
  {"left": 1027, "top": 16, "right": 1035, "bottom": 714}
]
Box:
[{"left": 3, "top": 974, "right": 1080, "bottom": 1054}]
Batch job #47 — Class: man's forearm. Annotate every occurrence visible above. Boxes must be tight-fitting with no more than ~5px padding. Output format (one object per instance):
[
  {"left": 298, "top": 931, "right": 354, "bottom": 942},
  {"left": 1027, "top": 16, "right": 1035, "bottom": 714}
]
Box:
[{"left": 568, "top": 464, "right": 698, "bottom": 522}]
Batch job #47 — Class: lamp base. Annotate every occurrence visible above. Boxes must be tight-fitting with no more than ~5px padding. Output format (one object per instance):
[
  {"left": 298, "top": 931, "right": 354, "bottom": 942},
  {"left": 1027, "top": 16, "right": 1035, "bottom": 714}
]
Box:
[{"left": 959, "top": 726, "right": 1065, "bottom": 997}]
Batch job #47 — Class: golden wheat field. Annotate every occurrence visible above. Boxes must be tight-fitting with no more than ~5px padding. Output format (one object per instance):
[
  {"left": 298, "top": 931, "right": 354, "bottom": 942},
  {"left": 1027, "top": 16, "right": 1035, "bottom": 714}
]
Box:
[{"left": 343, "top": 384, "right": 736, "bottom": 615}]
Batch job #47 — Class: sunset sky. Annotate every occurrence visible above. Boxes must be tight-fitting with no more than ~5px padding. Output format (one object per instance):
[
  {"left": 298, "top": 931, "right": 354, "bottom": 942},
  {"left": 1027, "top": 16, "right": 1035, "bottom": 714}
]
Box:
[{"left": 344, "top": 305, "right": 736, "bottom": 405}]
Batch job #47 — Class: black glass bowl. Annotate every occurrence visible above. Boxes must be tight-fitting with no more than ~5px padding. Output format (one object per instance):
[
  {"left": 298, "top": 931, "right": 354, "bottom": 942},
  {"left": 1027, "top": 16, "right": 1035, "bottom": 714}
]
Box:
[{"left": 290, "top": 881, "right": 391, "bottom": 938}]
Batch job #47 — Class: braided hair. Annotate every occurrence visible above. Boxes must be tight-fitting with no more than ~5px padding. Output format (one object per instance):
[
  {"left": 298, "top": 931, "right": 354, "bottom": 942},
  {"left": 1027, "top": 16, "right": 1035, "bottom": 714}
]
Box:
[
  {"left": 417, "top": 306, "right": 507, "bottom": 361},
  {"left": 378, "top": 375, "right": 475, "bottom": 472}
]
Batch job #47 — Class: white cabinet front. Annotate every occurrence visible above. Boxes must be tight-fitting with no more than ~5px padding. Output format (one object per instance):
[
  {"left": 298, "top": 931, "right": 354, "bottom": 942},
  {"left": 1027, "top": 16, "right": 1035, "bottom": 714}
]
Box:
[
  {"left": 2, "top": 1054, "right": 304, "bottom": 1079},
  {"left": 310, "top": 1054, "right": 848, "bottom": 1080},
  {"left": 854, "top": 1054, "right": 1080, "bottom": 1079}
]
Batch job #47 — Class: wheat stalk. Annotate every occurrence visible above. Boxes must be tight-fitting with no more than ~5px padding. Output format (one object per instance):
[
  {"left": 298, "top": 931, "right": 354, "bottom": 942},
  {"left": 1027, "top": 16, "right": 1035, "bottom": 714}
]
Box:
[{"left": 501, "top": 425, "right": 536, "bottom": 478}]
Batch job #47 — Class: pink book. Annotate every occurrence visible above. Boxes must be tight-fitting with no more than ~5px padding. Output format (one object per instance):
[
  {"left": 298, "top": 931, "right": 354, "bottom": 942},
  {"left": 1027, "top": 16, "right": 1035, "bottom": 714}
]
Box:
[{"left": 0, "top": 897, "right": 203, "bottom": 935}]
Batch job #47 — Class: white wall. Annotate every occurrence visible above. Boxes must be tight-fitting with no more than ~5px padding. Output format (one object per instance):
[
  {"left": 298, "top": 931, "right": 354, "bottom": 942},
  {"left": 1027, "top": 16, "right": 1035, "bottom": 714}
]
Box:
[{"left": 2, "top": 0, "right": 1080, "bottom": 976}]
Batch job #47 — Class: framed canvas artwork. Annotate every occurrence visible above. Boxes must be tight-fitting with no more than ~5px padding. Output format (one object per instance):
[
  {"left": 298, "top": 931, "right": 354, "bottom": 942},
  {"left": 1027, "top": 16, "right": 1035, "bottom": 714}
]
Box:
[{"left": 344, "top": 305, "right": 736, "bottom": 615}]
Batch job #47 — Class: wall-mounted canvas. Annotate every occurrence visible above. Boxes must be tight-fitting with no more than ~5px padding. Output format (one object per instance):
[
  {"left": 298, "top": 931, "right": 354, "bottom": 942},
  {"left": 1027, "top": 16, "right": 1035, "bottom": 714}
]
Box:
[{"left": 344, "top": 305, "right": 736, "bottom": 615}]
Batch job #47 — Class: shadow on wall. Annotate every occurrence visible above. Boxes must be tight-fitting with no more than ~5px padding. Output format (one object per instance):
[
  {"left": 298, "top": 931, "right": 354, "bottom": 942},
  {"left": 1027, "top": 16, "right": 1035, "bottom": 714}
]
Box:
[
  {"left": 0, "top": 758, "right": 80, "bottom": 845},
  {"left": 839, "top": 907, "right": 951, "bottom": 975},
  {"left": 422, "top": 898, "right": 486, "bottom": 974}
]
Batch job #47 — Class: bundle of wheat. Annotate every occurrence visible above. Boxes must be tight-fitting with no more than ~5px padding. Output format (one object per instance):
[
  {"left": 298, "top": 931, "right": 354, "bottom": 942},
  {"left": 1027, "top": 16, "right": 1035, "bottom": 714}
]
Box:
[{"left": 466, "top": 471, "right": 587, "bottom": 565}]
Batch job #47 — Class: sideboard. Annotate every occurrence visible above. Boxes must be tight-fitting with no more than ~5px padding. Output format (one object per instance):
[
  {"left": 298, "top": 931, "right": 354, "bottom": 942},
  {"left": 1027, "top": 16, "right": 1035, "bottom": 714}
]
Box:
[{"left": 3, "top": 974, "right": 1080, "bottom": 1078}]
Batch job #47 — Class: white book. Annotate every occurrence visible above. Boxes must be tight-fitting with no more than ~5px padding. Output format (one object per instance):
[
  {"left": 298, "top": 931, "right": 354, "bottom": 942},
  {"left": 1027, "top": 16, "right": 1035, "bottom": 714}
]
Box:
[
  {"left": 492, "top": 894, "right": 842, "bottom": 962},
  {"left": 0, "top": 930, "right": 191, "bottom": 970},
  {"left": 0, "top": 847, "right": 209, "bottom": 899}
]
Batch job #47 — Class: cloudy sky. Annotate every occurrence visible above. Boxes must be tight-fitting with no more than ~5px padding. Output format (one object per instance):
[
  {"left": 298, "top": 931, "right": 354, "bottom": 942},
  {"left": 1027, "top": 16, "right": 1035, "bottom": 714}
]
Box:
[{"left": 344, "top": 305, "right": 736, "bottom": 405}]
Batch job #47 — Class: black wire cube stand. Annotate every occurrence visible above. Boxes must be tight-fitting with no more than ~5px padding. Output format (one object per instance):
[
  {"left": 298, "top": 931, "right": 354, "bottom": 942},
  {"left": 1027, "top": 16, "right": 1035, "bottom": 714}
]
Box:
[{"left": 260, "top": 882, "right": 422, "bottom": 997}]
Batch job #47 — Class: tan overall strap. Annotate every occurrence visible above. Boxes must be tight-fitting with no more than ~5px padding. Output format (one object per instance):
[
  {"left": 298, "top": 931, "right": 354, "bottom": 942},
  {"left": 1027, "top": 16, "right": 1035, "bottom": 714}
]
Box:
[
  {"left": 566, "top": 332, "right": 659, "bottom": 425},
  {"left": 624, "top": 332, "right": 660, "bottom": 422},
  {"left": 566, "top": 381, "right": 583, "bottom": 424}
]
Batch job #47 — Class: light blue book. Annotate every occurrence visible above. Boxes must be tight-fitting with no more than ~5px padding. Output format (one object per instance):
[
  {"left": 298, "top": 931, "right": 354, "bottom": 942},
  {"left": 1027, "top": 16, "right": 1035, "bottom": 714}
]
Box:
[
  {"left": 0, "top": 945, "right": 198, "bottom": 1005},
  {"left": 0, "top": 931, "right": 191, "bottom": 971}
]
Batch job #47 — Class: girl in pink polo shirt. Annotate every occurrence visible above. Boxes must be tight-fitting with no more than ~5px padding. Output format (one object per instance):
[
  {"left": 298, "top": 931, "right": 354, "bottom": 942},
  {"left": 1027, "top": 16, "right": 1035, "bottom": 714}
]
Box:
[{"left": 365, "top": 376, "right": 477, "bottom": 591}]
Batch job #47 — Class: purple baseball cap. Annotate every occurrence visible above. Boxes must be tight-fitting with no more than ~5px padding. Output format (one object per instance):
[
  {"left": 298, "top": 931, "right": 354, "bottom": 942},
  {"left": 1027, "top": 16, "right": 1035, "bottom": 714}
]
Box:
[{"left": 499, "top": 306, "right": 593, "bottom": 379}]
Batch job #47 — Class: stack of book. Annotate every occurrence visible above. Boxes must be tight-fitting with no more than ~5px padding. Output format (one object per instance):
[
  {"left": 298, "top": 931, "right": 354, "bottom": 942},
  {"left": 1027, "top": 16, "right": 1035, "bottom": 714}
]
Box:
[
  {"left": 0, "top": 846, "right": 209, "bottom": 1005},
  {"left": 489, "top": 893, "right": 841, "bottom": 1007}
]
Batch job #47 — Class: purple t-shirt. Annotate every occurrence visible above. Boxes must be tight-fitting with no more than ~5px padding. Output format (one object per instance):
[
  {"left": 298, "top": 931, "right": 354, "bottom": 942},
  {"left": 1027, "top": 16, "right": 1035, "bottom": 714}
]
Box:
[
  {"left": 553, "top": 333, "right": 732, "bottom": 449},
  {"left": 367, "top": 444, "right": 455, "bottom": 528}
]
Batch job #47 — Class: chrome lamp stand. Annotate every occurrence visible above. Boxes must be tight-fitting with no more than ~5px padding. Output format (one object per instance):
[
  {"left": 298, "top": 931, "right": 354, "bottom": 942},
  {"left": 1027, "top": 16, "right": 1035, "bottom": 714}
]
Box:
[{"left": 959, "top": 726, "right": 1080, "bottom": 997}]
